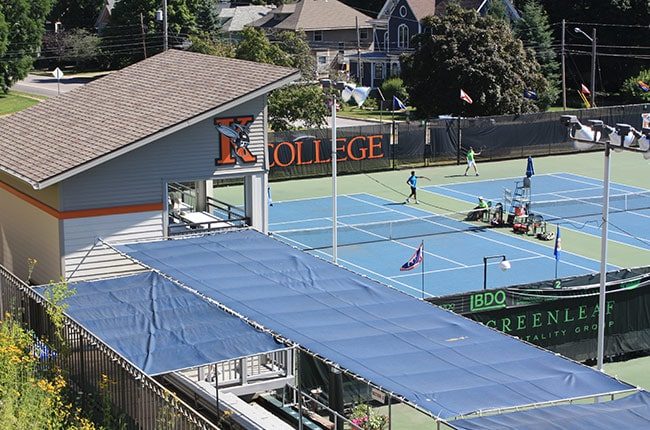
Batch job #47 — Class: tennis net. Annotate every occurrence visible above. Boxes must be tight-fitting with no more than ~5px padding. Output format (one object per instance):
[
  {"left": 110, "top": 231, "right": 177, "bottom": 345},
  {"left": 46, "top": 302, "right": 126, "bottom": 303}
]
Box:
[
  {"left": 271, "top": 209, "right": 492, "bottom": 251},
  {"left": 531, "top": 190, "right": 650, "bottom": 220}
]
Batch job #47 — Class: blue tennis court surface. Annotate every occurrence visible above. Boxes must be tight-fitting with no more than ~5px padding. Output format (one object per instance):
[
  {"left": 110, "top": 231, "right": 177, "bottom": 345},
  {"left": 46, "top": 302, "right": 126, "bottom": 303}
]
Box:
[
  {"left": 269, "top": 193, "right": 615, "bottom": 297},
  {"left": 423, "top": 172, "right": 650, "bottom": 251}
]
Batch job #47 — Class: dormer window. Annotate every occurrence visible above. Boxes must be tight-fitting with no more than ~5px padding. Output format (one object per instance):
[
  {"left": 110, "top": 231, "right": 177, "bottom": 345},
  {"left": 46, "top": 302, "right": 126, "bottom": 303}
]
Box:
[
  {"left": 398, "top": 24, "right": 409, "bottom": 48},
  {"left": 399, "top": 5, "right": 407, "bottom": 17},
  {"left": 313, "top": 31, "right": 323, "bottom": 42}
]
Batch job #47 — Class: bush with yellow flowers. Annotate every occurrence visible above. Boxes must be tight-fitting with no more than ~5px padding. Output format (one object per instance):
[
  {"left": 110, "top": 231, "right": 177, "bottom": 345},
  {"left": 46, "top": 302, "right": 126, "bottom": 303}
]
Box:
[{"left": 0, "top": 314, "right": 96, "bottom": 429}]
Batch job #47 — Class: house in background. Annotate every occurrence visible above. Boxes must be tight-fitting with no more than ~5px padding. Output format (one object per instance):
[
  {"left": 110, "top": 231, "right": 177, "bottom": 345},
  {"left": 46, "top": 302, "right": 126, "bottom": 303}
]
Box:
[
  {"left": 252, "top": 0, "right": 373, "bottom": 77},
  {"left": 219, "top": 5, "right": 274, "bottom": 39},
  {"left": 94, "top": 0, "right": 117, "bottom": 33},
  {"left": 352, "top": 0, "right": 521, "bottom": 87}
]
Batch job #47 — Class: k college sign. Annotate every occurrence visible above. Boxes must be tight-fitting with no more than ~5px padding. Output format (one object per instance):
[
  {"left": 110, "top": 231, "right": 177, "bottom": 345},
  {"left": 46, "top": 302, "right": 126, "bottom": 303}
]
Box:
[{"left": 214, "top": 116, "right": 258, "bottom": 165}]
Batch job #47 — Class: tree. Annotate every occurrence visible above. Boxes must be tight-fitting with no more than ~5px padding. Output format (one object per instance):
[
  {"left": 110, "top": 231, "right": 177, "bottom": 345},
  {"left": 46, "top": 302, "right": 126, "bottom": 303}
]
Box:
[
  {"left": 49, "top": 0, "right": 104, "bottom": 30},
  {"left": 487, "top": 0, "right": 510, "bottom": 23},
  {"left": 0, "top": 0, "right": 53, "bottom": 93},
  {"left": 235, "top": 27, "right": 327, "bottom": 130},
  {"left": 620, "top": 69, "right": 650, "bottom": 103},
  {"left": 380, "top": 77, "right": 408, "bottom": 105},
  {"left": 401, "top": 3, "right": 549, "bottom": 117},
  {"left": 514, "top": 0, "right": 559, "bottom": 107}
]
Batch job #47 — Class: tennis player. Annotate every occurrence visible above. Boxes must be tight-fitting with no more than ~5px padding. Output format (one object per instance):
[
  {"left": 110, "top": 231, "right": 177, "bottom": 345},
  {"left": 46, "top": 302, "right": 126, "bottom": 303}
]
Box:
[
  {"left": 405, "top": 171, "right": 429, "bottom": 204},
  {"left": 464, "top": 146, "right": 482, "bottom": 176}
]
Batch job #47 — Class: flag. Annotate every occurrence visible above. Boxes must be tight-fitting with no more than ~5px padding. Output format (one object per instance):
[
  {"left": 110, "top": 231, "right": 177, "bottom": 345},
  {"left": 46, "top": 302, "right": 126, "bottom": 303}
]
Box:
[
  {"left": 578, "top": 90, "right": 591, "bottom": 108},
  {"left": 400, "top": 243, "right": 423, "bottom": 271},
  {"left": 638, "top": 81, "right": 650, "bottom": 92},
  {"left": 393, "top": 95, "right": 407, "bottom": 110},
  {"left": 580, "top": 83, "right": 591, "bottom": 95},
  {"left": 553, "top": 226, "right": 562, "bottom": 260},
  {"left": 460, "top": 89, "right": 473, "bottom": 104},
  {"left": 523, "top": 89, "right": 538, "bottom": 100}
]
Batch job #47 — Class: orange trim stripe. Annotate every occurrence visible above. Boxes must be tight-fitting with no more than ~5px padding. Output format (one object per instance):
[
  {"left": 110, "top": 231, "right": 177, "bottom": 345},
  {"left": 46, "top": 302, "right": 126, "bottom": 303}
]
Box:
[{"left": 0, "top": 180, "right": 162, "bottom": 219}]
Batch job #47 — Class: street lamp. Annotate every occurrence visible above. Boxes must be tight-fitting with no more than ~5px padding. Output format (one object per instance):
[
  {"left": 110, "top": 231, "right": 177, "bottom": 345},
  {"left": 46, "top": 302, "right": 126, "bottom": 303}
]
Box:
[
  {"left": 483, "top": 255, "right": 511, "bottom": 290},
  {"left": 574, "top": 27, "right": 596, "bottom": 107},
  {"left": 560, "top": 115, "right": 650, "bottom": 370}
]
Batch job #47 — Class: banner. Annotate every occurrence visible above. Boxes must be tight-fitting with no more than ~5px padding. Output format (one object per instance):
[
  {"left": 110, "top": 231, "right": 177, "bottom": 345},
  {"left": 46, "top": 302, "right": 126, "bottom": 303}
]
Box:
[{"left": 429, "top": 267, "right": 650, "bottom": 361}]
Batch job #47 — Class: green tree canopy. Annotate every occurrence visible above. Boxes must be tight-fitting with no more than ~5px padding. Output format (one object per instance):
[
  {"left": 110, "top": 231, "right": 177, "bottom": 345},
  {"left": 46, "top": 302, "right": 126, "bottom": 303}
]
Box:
[
  {"left": 620, "top": 69, "right": 650, "bottom": 103},
  {"left": 401, "top": 3, "right": 549, "bottom": 117},
  {"left": 514, "top": 0, "right": 559, "bottom": 107},
  {"left": 0, "top": 0, "right": 53, "bottom": 93},
  {"left": 49, "top": 0, "right": 104, "bottom": 30},
  {"left": 235, "top": 27, "right": 326, "bottom": 130}
]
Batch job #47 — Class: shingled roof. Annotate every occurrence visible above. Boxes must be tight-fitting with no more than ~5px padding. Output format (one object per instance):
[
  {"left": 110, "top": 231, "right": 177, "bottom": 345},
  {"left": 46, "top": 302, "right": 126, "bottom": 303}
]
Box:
[
  {"left": 0, "top": 49, "right": 299, "bottom": 189},
  {"left": 267, "top": 0, "right": 372, "bottom": 31}
]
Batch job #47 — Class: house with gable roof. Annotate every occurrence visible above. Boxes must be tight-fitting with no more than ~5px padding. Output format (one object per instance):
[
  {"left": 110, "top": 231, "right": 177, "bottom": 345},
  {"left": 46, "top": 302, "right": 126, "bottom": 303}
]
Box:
[
  {"left": 251, "top": 0, "right": 374, "bottom": 76},
  {"left": 0, "top": 50, "right": 299, "bottom": 284},
  {"left": 351, "top": 0, "right": 520, "bottom": 87}
]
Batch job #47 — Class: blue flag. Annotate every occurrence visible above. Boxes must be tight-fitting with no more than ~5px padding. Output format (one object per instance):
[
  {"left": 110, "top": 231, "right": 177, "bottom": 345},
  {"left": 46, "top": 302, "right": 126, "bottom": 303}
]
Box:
[
  {"left": 554, "top": 226, "right": 562, "bottom": 260},
  {"left": 400, "top": 243, "right": 423, "bottom": 271},
  {"left": 393, "top": 95, "right": 407, "bottom": 111}
]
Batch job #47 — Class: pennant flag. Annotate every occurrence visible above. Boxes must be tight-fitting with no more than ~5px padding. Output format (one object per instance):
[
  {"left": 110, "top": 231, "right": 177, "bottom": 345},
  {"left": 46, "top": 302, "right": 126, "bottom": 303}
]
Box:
[
  {"left": 400, "top": 243, "right": 424, "bottom": 271},
  {"left": 580, "top": 83, "right": 591, "bottom": 95},
  {"left": 460, "top": 89, "right": 473, "bottom": 104},
  {"left": 638, "top": 81, "right": 650, "bottom": 92},
  {"left": 554, "top": 226, "right": 562, "bottom": 261},
  {"left": 341, "top": 84, "right": 355, "bottom": 103},
  {"left": 393, "top": 95, "right": 407, "bottom": 111},
  {"left": 523, "top": 89, "right": 538, "bottom": 100},
  {"left": 351, "top": 86, "right": 371, "bottom": 107}
]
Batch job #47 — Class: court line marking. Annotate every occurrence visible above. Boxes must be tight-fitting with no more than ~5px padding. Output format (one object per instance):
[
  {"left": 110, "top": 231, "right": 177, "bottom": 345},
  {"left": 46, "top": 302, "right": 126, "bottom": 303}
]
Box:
[
  {"left": 548, "top": 173, "right": 642, "bottom": 195},
  {"left": 545, "top": 190, "right": 650, "bottom": 220},
  {"left": 269, "top": 209, "right": 393, "bottom": 228},
  {"left": 392, "top": 255, "right": 543, "bottom": 278},
  {"left": 271, "top": 232, "right": 427, "bottom": 296},
  {"left": 350, "top": 193, "right": 601, "bottom": 272},
  {"left": 425, "top": 173, "right": 561, "bottom": 188},
  {"left": 556, "top": 172, "right": 648, "bottom": 192}
]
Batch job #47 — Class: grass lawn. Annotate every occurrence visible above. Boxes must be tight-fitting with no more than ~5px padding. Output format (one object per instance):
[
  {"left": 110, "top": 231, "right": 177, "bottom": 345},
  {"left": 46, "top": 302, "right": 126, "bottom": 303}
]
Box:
[
  {"left": 339, "top": 104, "right": 411, "bottom": 122},
  {"left": 0, "top": 91, "right": 44, "bottom": 115}
]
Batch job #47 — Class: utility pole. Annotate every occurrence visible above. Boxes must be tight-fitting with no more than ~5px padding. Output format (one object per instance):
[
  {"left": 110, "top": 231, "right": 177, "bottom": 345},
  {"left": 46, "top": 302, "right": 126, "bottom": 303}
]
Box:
[
  {"left": 561, "top": 19, "right": 566, "bottom": 110},
  {"left": 590, "top": 28, "right": 597, "bottom": 107},
  {"left": 163, "top": 0, "right": 168, "bottom": 51},
  {"left": 356, "top": 16, "right": 362, "bottom": 85},
  {"left": 140, "top": 13, "right": 147, "bottom": 59}
]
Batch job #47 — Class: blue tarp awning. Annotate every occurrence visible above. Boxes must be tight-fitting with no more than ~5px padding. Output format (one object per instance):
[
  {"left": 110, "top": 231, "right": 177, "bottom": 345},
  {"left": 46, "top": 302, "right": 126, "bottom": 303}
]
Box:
[
  {"left": 452, "top": 391, "right": 650, "bottom": 429},
  {"left": 35, "top": 271, "right": 283, "bottom": 375},
  {"left": 117, "top": 230, "right": 633, "bottom": 419}
]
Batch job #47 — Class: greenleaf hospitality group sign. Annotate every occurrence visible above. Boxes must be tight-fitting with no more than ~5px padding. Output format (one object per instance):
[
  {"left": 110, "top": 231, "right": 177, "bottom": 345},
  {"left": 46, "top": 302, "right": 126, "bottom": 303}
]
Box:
[
  {"left": 429, "top": 267, "right": 650, "bottom": 362},
  {"left": 268, "top": 126, "right": 391, "bottom": 178}
]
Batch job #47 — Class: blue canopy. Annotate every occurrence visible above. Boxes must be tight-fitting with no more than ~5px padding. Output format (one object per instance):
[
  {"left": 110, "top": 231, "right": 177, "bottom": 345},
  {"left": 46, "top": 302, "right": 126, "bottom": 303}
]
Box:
[
  {"left": 117, "top": 230, "right": 633, "bottom": 419},
  {"left": 452, "top": 391, "right": 650, "bottom": 429},
  {"left": 35, "top": 271, "right": 283, "bottom": 375}
]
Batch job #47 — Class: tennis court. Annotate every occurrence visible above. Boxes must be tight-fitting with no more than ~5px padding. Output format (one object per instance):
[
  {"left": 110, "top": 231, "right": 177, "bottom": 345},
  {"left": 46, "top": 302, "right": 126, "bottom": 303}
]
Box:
[
  {"left": 424, "top": 172, "right": 650, "bottom": 250},
  {"left": 269, "top": 192, "right": 615, "bottom": 297}
]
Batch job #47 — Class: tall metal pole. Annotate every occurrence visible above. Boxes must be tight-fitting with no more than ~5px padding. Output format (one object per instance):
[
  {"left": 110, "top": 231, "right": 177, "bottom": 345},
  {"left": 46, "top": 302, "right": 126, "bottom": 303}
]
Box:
[
  {"left": 332, "top": 95, "right": 338, "bottom": 264},
  {"left": 561, "top": 19, "right": 566, "bottom": 110},
  {"left": 483, "top": 257, "right": 488, "bottom": 290},
  {"left": 590, "top": 28, "right": 597, "bottom": 107},
  {"left": 356, "top": 16, "right": 361, "bottom": 84},
  {"left": 597, "top": 142, "right": 611, "bottom": 370},
  {"left": 163, "top": 0, "right": 168, "bottom": 51}
]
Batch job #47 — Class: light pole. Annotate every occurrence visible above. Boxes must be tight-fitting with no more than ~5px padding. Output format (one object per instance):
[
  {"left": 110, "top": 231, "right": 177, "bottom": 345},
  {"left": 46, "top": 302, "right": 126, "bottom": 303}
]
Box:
[
  {"left": 560, "top": 115, "right": 650, "bottom": 370},
  {"left": 483, "top": 255, "right": 511, "bottom": 290},
  {"left": 574, "top": 27, "right": 596, "bottom": 107},
  {"left": 156, "top": 0, "right": 168, "bottom": 51}
]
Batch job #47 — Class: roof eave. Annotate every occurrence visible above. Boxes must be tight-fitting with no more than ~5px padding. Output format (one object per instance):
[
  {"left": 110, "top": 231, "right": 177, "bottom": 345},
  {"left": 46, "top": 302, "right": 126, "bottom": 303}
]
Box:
[
  {"left": 33, "top": 71, "right": 301, "bottom": 190},
  {"left": 0, "top": 165, "right": 40, "bottom": 189}
]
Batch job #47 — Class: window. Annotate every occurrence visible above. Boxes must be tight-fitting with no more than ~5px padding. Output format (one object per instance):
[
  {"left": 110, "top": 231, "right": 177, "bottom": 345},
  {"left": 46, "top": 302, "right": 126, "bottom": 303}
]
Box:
[
  {"left": 338, "top": 42, "right": 345, "bottom": 54},
  {"left": 374, "top": 63, "right": 384, "bottom": 79},
  {"left": 399, "top": 5, "right": 407, "bottom": 17},
  {"left": 398, "top": 24, "right": 409, "bottom": 48},
  {"left": 359, "top": 29, "right": 369, "bottom": 40},
  {"left": 313, "top": 31, "right": 323, "bottom": 42},
  {"left": 318, "top": 56, "right": 327, "bottom": 64}
]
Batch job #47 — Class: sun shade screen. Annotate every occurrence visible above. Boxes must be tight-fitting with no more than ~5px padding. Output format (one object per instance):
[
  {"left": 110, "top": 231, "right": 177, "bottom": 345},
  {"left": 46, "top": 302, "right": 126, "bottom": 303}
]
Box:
[
  {"left": 452, "top": 391, "right": 650, "bottom": 430},
  {"left": 34, "top": 271, "right": 281, "bottom": 375},
  {"left": 117, "top": 230, "right": 632, "bottom": 418}
]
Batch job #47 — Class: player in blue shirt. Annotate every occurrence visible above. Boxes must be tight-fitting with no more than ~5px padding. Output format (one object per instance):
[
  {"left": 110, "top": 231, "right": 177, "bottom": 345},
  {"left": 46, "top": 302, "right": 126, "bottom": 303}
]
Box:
[{"left": 405, "top": 171, "right": 419, "bottom": 204}]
